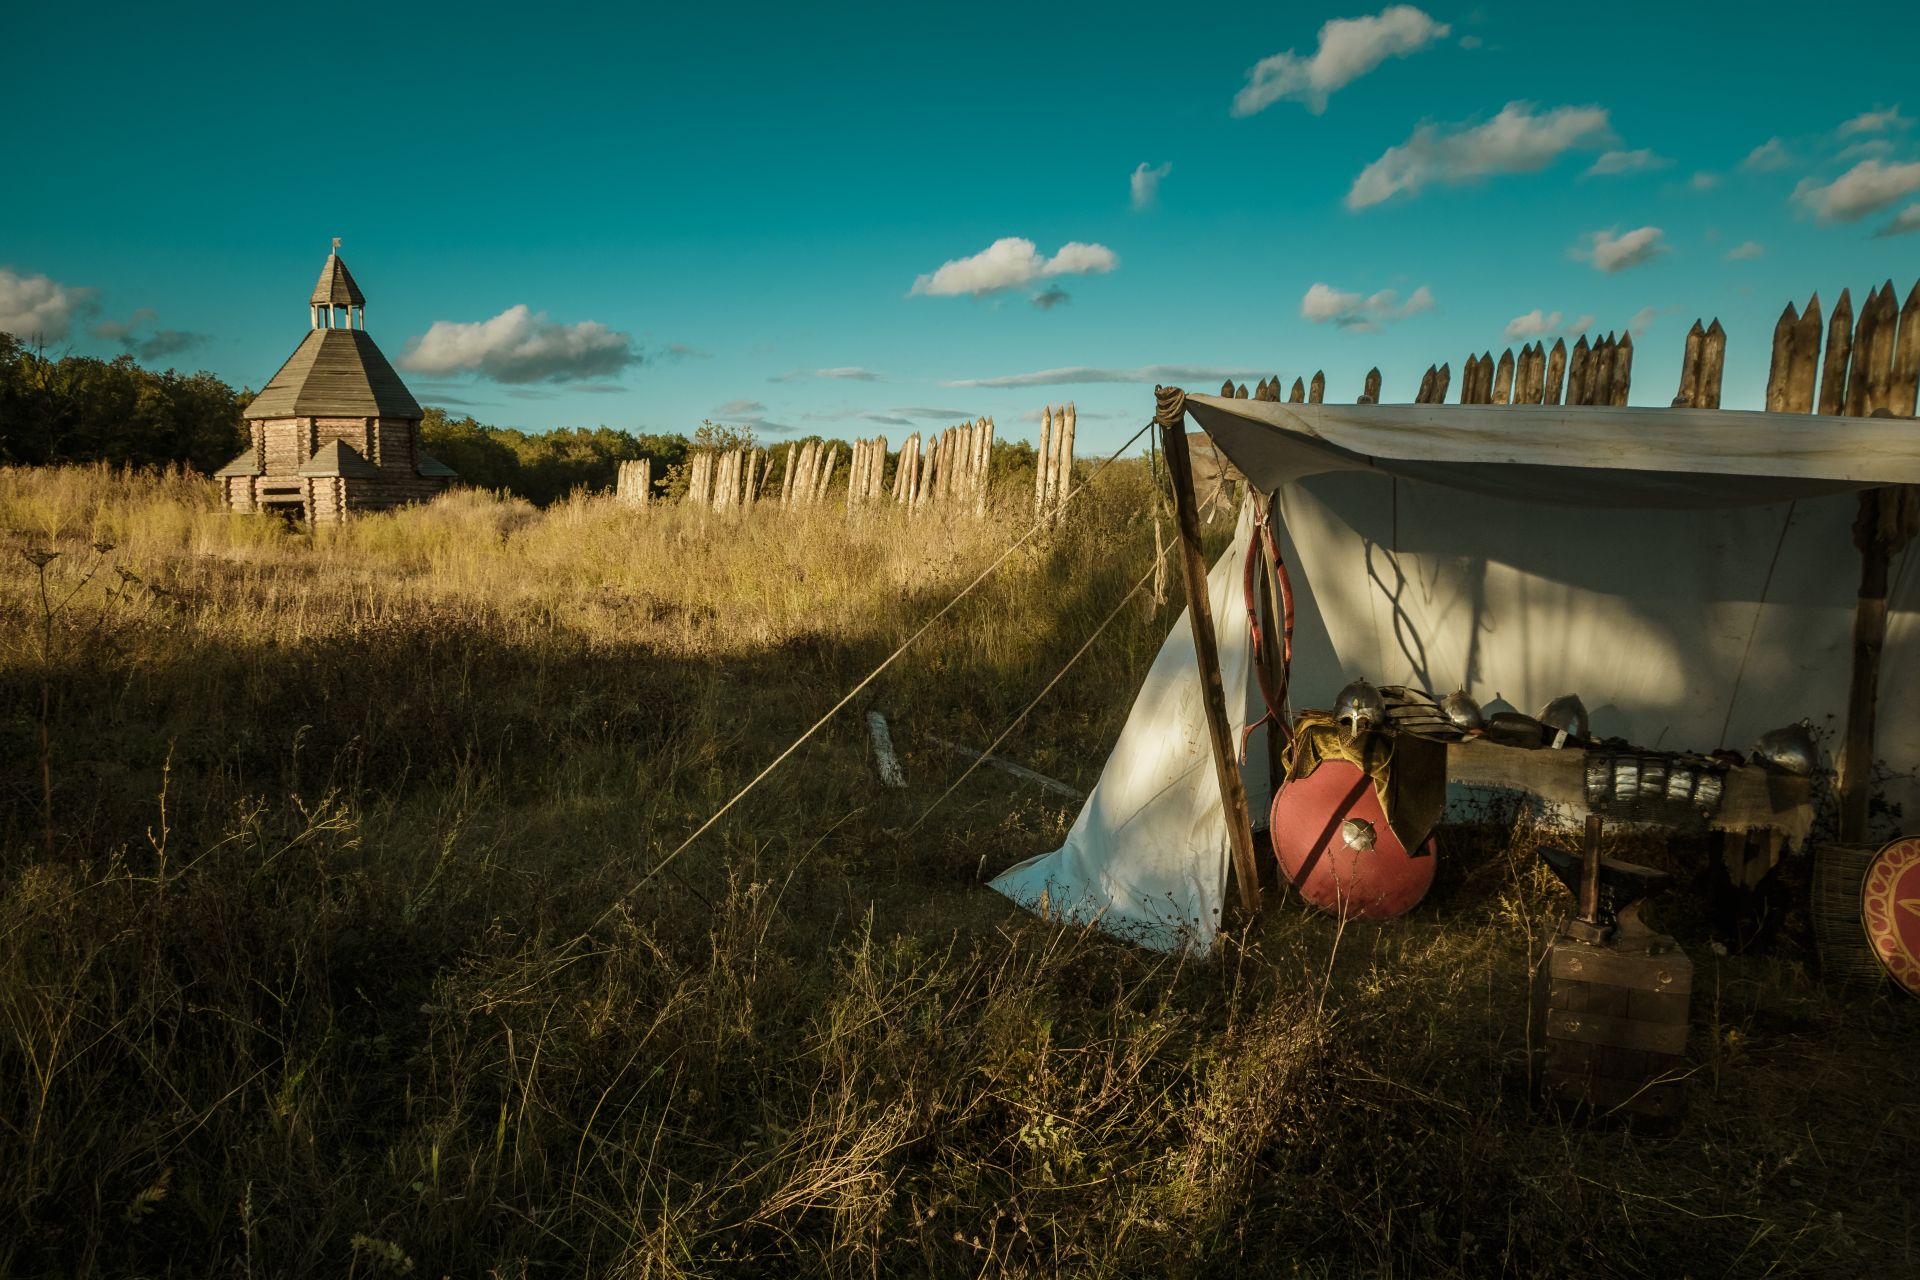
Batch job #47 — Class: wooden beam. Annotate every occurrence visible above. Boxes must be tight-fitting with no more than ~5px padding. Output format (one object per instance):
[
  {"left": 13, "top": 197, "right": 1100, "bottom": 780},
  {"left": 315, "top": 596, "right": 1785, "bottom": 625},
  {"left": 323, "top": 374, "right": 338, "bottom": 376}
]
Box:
[
  {"left": 1160, "top": 405, "right": 1262, "bottom": 915},
  {"left": 1839, "top": 489, "right": 1903, "bottom": 841}
]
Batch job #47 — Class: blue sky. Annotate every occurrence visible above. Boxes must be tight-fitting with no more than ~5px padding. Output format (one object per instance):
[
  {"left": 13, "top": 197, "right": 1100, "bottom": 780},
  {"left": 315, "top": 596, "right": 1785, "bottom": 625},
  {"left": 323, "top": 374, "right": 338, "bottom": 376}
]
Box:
[{"left": 5, "top": 1, "right": 1918, "bottom": 452}]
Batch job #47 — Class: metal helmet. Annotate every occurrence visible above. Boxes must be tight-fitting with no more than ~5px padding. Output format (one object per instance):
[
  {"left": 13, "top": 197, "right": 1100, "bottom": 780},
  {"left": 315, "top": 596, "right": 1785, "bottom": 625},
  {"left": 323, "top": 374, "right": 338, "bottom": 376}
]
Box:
[
  {"left": 1538, "top": 694, "right": 1590, "bottom": 743},
  {"left": 1752, "top": 721, "right": 1818, "bottom": 775},
  {"left": 1439, "top": 688, "right": 1485, "bottom": 732},
  {"left": 1333, "top": 679, "right": 1387, "bottom": 742}
]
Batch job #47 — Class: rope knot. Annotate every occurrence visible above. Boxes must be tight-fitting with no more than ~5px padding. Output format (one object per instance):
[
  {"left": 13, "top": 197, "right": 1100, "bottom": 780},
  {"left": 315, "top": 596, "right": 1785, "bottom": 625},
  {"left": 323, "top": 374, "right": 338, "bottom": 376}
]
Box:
[{"left": 1153, "top": 385, "right": 1187, "bottom": 429}]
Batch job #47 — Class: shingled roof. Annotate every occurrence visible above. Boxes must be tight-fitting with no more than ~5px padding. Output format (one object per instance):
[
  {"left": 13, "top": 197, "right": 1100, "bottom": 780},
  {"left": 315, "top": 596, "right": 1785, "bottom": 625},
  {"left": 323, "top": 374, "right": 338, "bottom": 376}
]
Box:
[
  {"left": 298, "top": 440, "right": 384, "bottom": 478},
  {"left": 311, "top": 253, "right": 366, "bottom": 307},
  {"left": 244, "top": 328, "right": 424, "bottom": 420}
]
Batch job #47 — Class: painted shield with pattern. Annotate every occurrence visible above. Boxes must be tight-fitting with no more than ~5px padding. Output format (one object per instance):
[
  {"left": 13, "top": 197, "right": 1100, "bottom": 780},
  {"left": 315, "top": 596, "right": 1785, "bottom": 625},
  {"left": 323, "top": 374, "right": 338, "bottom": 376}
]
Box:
[
  {"left": 1270, "top": 759, "right": 1437, "bottom": 920},
  {"left": 1862, "top": 835, "right": 1920, "bottom": 999}
]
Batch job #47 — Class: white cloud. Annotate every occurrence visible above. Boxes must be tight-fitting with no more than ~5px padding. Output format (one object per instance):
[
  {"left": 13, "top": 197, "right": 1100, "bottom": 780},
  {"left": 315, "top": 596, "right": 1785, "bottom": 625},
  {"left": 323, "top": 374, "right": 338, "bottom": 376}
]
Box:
[
  {"left": 1585, "top": 148, "right": 1668, "bottom": 177},
  {"left": 400, "top": 304, "right": 638, "bottom": 383},
  {"left": 1458, "top": 34, "right": 1482, "bottom": 49},
  {"left": 1793, "top": 158, "right": 1920, "bottom": 222},
  {"left": 1741, "top": 138, "right": 1792, "bottom": 172},
  {"left": 1568, "top": 313, "right": 1596, "bottom": 333},
  {"left": 1346, "top": 102, "right": 1615, "bottom": 209},
  {"left": 1689, "top": 171, "right": 1721, "bottom": 192},
  {"left": 771, "top": 366, "right": 882, "bottom": 382},
  {"left": 1876, "top": 205, "right": 1920, "bottom": 238},
  {"left": 1130, "top": 161, "right": 1172, "bottom": 210},
  {"left": 1838, "top": 138, "right": 1896, "bottom": 162},
  {"left": 909, "top": 237, "right": 1118, "bottom": 298},
  {"left": 1627, "top": 305, "right": 1660, "bottom": 336},
  {"left": 1725, "top": 240, "right": 1765, "bottom": 260},
  {"left": 0, "top": 267, "right": 99, "bottom": 344},
  {"left": 1299, "top": 282, "right": 1436, "bottom": 330},
  {"left": 1504, "top": 309, "right": 1564, "bottom": 339},
  {"left": 1233, "top": 5, "right": 1450, "bottom": 116},
  {"left": 942, "top": 363, "right": 1266, "bottom": 390},
  {"left": 1837, "top": 105, "right": 1909, "bottom": 137},
  {"left": 1574, "top": 226, "right": 1668, "bottom": 273}
]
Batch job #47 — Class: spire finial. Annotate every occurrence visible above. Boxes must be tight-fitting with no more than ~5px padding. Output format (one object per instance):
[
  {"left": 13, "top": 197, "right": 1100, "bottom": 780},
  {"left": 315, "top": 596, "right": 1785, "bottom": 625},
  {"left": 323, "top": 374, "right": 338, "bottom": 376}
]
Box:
[{"left": 331, "top": 236, "right": 342, "bottom": 254}]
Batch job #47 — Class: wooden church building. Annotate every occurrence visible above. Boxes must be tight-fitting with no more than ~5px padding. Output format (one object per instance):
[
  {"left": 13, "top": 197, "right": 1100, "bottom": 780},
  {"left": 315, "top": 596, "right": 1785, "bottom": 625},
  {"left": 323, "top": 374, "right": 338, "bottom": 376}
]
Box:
[{"left": 218, "top": 244, "right": 455, "bottom": 521}]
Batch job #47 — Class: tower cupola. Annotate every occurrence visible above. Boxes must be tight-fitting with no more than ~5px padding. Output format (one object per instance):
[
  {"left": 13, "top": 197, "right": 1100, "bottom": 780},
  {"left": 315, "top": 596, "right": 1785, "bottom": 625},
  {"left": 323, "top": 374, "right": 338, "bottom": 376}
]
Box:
[{"left": 310, "top": 236, "right": 367, "bottom": 329}]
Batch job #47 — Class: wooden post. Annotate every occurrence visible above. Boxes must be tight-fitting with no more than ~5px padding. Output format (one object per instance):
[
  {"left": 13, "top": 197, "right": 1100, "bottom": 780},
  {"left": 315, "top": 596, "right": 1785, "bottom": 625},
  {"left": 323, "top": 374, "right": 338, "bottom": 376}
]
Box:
[
  {"left": 1058, "top": 403, "right": 1076, "bottom": 519},
  {"left": 1036, "top": 407, "right": 1053, "bottom": 519},
  {"left": 1361, "top": 367, "right": 1382, "bottom": 404},
  {"left": 1566, "top": 336, "right": 1590, "bottom": 405},
  {"left": 1699, "top": 320, "right": 1726, "bottom": 408},
  {"left": 1493, "top": 349, "right": 1515, "bottom": 404},
  {"left": 1819, "top": 291, "right": 1853, "bottom": 415},
  {"left": 1416, "top": 366, "right": 1436, "bottom": 403},
  {"left": 1852, "top": 282, "right": 1897, "bottom": 416},
  {"left": 1766, "top": 302, "right": 1798, "bottom": 412},
  {"left": 1544, "top": 339, "right": 1566, "bottom": 406},
  {"left": 1786, "top": 295, "right": 1822, "bottom": 414},
  {"left": 1309, "top": 371, "right": 1325, "bottom": 404},
  {"left": 1159, "top": 394, "right": 1262, "bottom": 915},
  {"left": 1432, "top": 362, "right": 1451, "bottom": 404},
  {"left": 1589, "top": 335, "right": 1617, "bottom": 408},
  {"left": 1290, "top": 376, "right": 1306, "bottom": 404},
  {"left": 916, "top": 441, "right": 935, "bottom": 515},
  {"left": 1891, "top": 280, "right": 1920, "bottom": 417},
  {"left": 1252, "top": 489, "right": 1288, "bottom": 810},
  {"left": 1840, "top": 488, "right": 1916, "bottom": 840},
  {"left": 1675, "top": 322, "right": 1704, "bottom": 407},
  {"left": 1611, "top": 332, "right": 1634, "bottom": 405}
]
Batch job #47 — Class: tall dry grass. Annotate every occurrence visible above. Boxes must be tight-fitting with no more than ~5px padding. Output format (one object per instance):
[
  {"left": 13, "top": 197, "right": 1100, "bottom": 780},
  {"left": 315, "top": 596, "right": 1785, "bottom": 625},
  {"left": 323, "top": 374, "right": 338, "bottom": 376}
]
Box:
[{"left": 0, "top": 463, "right": 1915, "bottom": 1277}]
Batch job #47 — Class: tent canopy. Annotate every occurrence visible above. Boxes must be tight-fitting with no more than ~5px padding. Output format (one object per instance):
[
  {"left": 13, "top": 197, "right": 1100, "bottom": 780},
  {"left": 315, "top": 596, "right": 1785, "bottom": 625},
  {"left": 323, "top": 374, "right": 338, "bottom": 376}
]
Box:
[
  {"left": 994, "top": 393, "right": 1918, "bottom": 953},
  {"left": 1186, "top": 391, "right": 1917, "bottom": 813},
  {"left": 1184, "top": 396, "right": 1920, "bottom": 509}
]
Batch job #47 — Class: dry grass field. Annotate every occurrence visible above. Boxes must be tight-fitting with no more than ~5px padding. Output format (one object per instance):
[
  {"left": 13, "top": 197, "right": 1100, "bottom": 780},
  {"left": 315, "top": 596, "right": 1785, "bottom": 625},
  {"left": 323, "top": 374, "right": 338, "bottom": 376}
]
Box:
[{"left": 0, "top": 463, "right": 1915, "bottom": 1278}]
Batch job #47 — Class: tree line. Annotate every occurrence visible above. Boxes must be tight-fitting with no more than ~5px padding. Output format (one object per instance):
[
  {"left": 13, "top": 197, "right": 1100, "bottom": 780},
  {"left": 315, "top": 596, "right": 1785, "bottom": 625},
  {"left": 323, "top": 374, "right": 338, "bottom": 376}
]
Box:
[{"left": 0, "top": 335, "right": 794, "bottom": 507}]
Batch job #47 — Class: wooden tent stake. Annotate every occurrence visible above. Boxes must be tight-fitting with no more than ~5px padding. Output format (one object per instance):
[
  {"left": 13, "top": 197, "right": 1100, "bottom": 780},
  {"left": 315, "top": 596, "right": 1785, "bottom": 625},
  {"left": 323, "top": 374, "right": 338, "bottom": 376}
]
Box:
[{"left": 1158, "top": 392, "right": 1262, "bottom": 915}]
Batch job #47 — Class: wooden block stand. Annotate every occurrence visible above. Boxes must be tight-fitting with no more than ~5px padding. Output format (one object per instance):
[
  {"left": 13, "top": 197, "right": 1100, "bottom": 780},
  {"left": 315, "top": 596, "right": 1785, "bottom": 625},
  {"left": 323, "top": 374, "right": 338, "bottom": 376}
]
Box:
[{"left": 1531, "top": 920, "right": 1692, "bottom": 1124}]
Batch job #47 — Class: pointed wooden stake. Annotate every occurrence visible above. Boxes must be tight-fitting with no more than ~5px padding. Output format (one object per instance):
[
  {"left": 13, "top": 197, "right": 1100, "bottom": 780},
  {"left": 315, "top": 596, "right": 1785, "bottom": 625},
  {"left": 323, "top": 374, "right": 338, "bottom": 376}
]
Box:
[
  {"left": 1892, "top": 280, "right": 1920, "bottom": 418},
  {"left": 1545, "top": 339, "right": 1567, "bottom": 406},
  {"left": 1699, "top": 320, "right": 1726, "bottom": 408},
  {"left": 1290, "top": 376, "right": 1306, "bottom": 403},
  {"left": 1309, "top": 371, "right": 1325, "bottom": 403},
  {"left": 1676, "top": 321, "right": 1705, "bottom": 407},
  {"left": 1785, "top": 294, "right": 1822, "bottom": 413},
  {"left": 1611, "top": 331, "right": 1634, "bottom": 405},
  {"left": 1589, "top": 334, "right": 1617, "bottom": 407},
  {"left": 1819, "top": 291, "right": 1853, "bottom": 415},
  {"left": 1433, "top": 362, "right": 1451, "bottom": 403},
  {"left": 1361, "top": 367, "right": 1382, "bottom": 404},
  {"left": 1567, "top": 335, "right": 1591, "bottom": 405},
  {"left": 1765, "top": 302, "right": 1799, "bottom": 412}
]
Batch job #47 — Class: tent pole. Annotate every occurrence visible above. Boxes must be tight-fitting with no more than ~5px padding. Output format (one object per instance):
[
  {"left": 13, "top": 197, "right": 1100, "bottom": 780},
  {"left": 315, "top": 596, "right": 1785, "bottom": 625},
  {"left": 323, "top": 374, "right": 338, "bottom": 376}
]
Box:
[
  {"left": 1157, "top": 387, "right": 1262, "bottom": 915},
  {"left": 1839, "top": 485, "right": 1917, "bottom": 842},
  {"left": 1253, "top": 489, "right": 1288, "bottom": 811}
]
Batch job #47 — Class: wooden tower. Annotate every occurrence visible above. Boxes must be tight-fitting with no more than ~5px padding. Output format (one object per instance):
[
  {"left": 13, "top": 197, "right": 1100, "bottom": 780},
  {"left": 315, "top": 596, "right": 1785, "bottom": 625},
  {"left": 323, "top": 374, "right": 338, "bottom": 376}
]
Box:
[{"left": 217, "top": 242, "right": 455, "bottom": 522}]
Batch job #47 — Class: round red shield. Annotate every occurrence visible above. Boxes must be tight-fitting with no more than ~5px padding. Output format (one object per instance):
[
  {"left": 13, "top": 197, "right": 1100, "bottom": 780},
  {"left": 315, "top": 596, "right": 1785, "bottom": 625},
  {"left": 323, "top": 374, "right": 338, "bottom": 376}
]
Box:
[
  {"left": 1862, "top": 835, "right": 1920, "bottom": 999},
  {"left": 1270, "top": 759, "right": 1437, "bottom": 920}
]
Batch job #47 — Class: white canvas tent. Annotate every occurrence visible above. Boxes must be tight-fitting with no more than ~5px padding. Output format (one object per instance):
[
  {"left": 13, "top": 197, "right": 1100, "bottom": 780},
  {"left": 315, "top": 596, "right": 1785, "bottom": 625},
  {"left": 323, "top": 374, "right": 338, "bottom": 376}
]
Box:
[{"left": 994, "top": 395, "right": 1920, "bottom": 954}]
